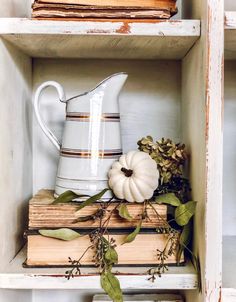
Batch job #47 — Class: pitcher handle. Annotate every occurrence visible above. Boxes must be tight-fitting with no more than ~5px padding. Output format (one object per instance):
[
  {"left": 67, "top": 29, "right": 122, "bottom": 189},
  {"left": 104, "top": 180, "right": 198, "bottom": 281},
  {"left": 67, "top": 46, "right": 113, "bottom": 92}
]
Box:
[{"left": 34, "top": 81, "right": 66, "bottom": 151}]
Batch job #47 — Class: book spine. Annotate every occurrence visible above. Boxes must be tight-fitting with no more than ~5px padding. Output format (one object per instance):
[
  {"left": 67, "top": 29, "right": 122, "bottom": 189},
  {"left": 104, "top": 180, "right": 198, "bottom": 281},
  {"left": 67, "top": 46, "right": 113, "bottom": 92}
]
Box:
[
  {"left": 29, "top": 203, "right": 167, "bottom": 229},
  {"left": 31, "top": 10, "right": 172, "bottom": 19}
]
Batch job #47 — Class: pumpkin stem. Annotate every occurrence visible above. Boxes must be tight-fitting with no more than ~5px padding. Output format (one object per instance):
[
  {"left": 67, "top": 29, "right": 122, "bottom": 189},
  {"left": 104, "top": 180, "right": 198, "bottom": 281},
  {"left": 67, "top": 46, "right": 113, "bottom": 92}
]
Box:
[{"left": 121, "top": 167, "right": 133, "bottom": 177}]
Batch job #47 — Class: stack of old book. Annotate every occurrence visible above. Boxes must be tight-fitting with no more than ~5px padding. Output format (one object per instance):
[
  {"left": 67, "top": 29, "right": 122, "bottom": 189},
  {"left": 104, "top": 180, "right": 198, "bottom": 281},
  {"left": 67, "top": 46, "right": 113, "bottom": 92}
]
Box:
[
  {"left": 93, "top": 294, "right": 183, "bottom": 302},
  {"left": 25, "top": 189, "right": 184, "bottom": 267},
  {"left": 31, "top": 0, "right": 178, "bottom": 20}
]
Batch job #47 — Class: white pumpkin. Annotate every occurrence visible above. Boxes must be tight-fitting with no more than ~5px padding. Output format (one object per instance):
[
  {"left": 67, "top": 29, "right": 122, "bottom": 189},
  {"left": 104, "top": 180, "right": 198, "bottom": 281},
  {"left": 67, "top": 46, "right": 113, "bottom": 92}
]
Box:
[{"left": 108, "top": 151, "right": 159, "bottom": 203}]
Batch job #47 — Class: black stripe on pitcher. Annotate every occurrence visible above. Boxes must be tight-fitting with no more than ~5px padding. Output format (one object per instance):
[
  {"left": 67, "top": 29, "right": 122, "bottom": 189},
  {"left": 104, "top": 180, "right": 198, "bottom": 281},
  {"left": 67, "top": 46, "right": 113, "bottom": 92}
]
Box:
[{"left": 66, "top": 112, "right": 120, "bottom": 122}]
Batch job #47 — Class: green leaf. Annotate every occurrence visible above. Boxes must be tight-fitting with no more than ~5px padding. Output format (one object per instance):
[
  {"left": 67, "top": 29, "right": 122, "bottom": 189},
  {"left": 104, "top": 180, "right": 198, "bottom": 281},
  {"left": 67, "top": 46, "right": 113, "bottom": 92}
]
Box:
[
  {"left": 101, "top": 271, "right": 123, "bottom": 302},
  {"left": 39, "top": 228, "right": 80, "bottom": 241},
  {"left": 53, "top": 190, "right": 89, "bottom": 204},
  {"left": 155, "top": 193, "right": 181, "bottom": 207},
  {"left": 74, "top": 215, "right": 94, "bottom": 223},
  {"left": 101, "top": 236, "right": 110, "bottom": 246},
  {"left": 105, "top": 247, "right": 118, "bottom": 265},
  {"left": 118, "top": 204, "right": 133, "bottom": 221},
  {"left": 76, "top": 188, "right": 109, "bottom": 212},
  {"left": 175, "top": 201, "right": 197, "bottom": 226},
  {"left": 191, "top": 254, "right": 202, "bottom": 292},
  {"left": 180, "top": 223, "right": 192, "bottom": 247},
  {"left": 177, "top": 223, "right": 192, "bottom": 263},
  {"left": 122, "top": 221, "right": 142, "bottom": 244}
]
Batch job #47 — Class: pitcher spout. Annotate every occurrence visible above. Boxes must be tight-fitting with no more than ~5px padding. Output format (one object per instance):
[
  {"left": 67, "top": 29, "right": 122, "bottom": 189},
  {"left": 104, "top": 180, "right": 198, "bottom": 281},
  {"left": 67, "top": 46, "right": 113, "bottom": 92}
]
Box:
[
  {"left": 101, "top": 72, "right": 128, "bottom": 97},
  {"left": 86, "top": 72, "right": 128, "bottom": 113}
]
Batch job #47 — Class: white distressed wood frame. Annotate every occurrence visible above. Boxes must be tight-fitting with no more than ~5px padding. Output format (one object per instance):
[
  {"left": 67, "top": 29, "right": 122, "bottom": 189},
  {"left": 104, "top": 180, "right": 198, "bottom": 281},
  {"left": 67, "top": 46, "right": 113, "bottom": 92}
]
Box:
[
  {"left": 203, "top": 1, "right": 224, "bottom": 301},
  {"left": 182, "top": 0, "right": 224, "bottom": 302}
]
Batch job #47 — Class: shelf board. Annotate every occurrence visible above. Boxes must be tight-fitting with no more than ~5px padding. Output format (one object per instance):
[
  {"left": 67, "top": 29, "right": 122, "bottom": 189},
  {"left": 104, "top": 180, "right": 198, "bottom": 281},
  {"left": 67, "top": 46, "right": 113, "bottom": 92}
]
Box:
[
  {"left": 223, "top": 236, "right": 236, "bottom": 289},
  {"left": 0, "top": 18, "right": 200, "bottom": 59},
  {"left": 0, "top": 246, "right": 198, "bottom": 290},
  {"left": 222, "top": 288, "right": 236, "bottom": 302},
  {"left": 225, "top": 11, "right": 236, "bottom": 59}
]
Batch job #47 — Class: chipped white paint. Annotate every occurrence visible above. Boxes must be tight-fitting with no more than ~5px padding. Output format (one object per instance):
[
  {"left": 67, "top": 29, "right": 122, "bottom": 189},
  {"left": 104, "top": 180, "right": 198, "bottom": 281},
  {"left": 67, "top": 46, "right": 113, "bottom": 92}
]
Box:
[
  {"left": 0, "top": 4, "right": 32, "bottom": 302},
  {"left": 0, "top": 39, "right": 32, "bottom": 302},
  {"left": 0, "top": 273, "right": 198, "bottom": 290},
  {"left": 182, "top": 0, "right": 224, "bottom": 302},
  {"left": 0, "top": 38, "right": 32, "bottom": 267},
  {"left": 0, "top": 18, "right": 200, "bottom": 59},
  {"left": 0, "top": 18, "right": 200, "bottom": 36},
  {"left": 203, "top": 0, "right": 224, "bottom": 302}
]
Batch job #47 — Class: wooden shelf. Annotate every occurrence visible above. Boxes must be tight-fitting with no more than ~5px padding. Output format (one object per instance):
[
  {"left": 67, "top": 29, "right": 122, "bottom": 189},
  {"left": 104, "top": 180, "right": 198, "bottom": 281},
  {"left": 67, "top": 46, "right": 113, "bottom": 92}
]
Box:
[
  {"left": 225, "top": 11, "right": 236, "bottom": 59},
  {"left": 0, "top": 18, "right": 200, "bottom": 59},
  {"left": 0, "top": 247, "right": 198, "bottom": 290},
  {"left": 223, "top": 236, "right": 236, "bottom": 289},
  {"left": 222, "top": 288, "right": 236, "bottom": 302}
]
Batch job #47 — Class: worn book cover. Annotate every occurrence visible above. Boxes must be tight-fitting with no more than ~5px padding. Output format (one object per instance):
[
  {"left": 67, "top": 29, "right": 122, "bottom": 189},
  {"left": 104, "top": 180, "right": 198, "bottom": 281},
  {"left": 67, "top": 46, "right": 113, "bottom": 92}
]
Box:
[
  {"left": 32, "top": 0, "right": 177, "bottom": 18},
  {"left": 36, "top": 0, "right": 177, "bottom": 9},
  {"left": 26, "top": 231, "right": 184, "bottom": 266},
  {"left": 29, "top": 189, "right": 167, "bottom": 229},
  {"left": 32, "top": 9, "right": 173, "bottom": 19},
  {"left": 93, "top": 294, "right": 183, "bottom": 302}
]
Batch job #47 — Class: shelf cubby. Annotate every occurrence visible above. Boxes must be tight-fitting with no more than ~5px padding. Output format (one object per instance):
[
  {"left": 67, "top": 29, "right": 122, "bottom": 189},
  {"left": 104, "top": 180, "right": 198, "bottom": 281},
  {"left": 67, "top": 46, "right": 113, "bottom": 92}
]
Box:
[{"left": 0, "top": 0, "right": 224, "bottom": 301}]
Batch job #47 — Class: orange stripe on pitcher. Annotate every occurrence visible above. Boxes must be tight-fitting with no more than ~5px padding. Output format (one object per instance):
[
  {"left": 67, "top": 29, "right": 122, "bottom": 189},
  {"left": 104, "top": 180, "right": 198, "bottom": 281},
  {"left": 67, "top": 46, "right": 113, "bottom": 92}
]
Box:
[{"left": 60, "top": 148, "right": 122, "bottom": 159}]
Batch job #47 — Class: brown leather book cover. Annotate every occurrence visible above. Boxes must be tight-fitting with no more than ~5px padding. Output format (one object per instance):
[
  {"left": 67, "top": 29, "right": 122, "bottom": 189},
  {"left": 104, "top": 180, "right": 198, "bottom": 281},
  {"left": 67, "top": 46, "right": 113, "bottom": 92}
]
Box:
[
  {"left": 33, "top": 1, "right": 177, "bottom": 10},
  {"left": 36, "top": 0, "right": 177, "bottom": 9}
]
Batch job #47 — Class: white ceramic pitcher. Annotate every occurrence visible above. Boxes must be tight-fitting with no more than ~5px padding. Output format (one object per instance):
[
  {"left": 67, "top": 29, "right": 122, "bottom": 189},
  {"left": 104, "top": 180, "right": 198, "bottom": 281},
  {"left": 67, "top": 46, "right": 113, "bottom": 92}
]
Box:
[{"left": 34, "top": 73, "right": 128, "bottom": 198}]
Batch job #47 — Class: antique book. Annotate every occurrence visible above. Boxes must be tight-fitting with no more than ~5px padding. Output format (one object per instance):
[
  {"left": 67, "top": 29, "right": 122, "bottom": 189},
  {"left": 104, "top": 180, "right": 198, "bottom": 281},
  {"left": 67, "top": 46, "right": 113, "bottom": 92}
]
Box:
[
  {"left": 33, "top": 1, "right": 177, "bottom": 10},
  {"left": 93, "top": 294, "right": 183, "bottom": 302},
  {"left": 26, "top": 232, "right": 184, "bottom": 266},
  {"left": 29, "top": 190, "right": 167, "bottom": 229},
  {"left": 32, "top": 8, "right": 173, "bottom": 19},
  {"left": 32, "top": 0, "right": 177, "bottom": 19},
  {"left": 36, "top": 0, "right": 177, "bottom": 9}
]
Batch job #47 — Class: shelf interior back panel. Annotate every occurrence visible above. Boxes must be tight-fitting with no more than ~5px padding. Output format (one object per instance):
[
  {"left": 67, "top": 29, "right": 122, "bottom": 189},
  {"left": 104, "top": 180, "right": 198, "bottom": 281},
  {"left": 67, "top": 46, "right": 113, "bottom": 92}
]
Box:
[
  {"left": 223, "top": 60, "right": 236, "bottom": 236},
  {"left": 223, "top": 61, "right": 236, "bottom": 289},
  {"left": 32, "top": 58, "right": 182, "bottom": 193}
]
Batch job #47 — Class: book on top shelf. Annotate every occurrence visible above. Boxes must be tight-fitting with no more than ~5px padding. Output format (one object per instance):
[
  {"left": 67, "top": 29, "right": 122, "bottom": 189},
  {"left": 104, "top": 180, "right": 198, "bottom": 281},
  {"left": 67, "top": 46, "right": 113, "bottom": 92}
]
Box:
[
  {"left": 36, "top": 0, "right": 177, "bottom": 9},
  {"left": 31, "top": 0, "right": 177, "bottom": 19}
]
